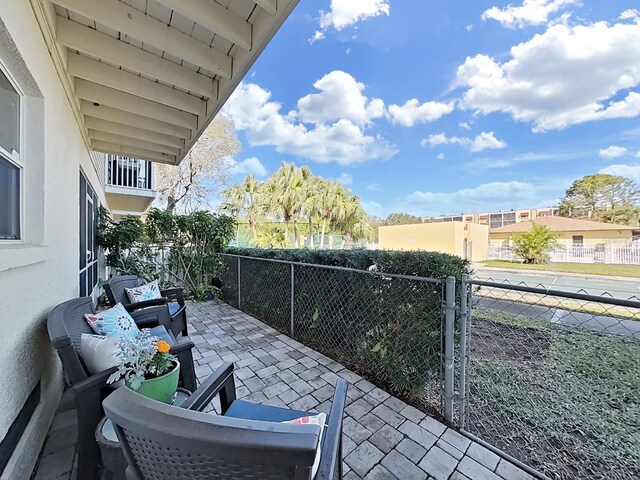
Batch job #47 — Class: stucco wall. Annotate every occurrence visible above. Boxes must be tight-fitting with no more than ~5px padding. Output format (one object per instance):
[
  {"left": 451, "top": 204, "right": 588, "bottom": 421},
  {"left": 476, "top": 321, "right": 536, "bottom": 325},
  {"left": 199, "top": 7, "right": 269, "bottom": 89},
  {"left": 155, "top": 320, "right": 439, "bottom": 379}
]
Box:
[
  {"left": 0, "top": 2, "right": 105, "bottom": 478},
  {"left": 378, "top": 222, "right": 490, "bottom": 261},
  {"left": 491, "top": 229, "right": 634, "bottom": 246}
]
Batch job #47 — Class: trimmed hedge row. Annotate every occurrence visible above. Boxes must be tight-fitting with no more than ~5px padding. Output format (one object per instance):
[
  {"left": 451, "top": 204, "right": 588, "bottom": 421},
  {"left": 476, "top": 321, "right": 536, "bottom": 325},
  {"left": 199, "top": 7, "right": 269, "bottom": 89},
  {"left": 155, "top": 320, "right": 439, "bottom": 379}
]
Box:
[{"left": 223, "top": 247, "right": 472, "bottom": 280}]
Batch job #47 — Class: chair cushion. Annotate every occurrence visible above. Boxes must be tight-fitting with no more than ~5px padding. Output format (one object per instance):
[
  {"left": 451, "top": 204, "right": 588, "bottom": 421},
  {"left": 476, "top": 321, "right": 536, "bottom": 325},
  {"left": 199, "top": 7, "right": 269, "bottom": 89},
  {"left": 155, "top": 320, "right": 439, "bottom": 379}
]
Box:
[
  {"left": 145, "top": 325, "right": 176, "bottom": 346},
  {"left": 283, "top": 413, "right": 327, "bottom": 478},
  {"left": 85, "top": 303, "right": 139, "bottom": 340},
  {"left": 224, "top": 400, "right": 311, "bottom": 422},
  {"left": 125, "top": 279, "right": 162, "bottom": 303},
  {"left": 168, "top": 302, "right": 181, "bottom": 316},
  {"left": 80, "top": 334, "right": 120, "bottom": 374}
]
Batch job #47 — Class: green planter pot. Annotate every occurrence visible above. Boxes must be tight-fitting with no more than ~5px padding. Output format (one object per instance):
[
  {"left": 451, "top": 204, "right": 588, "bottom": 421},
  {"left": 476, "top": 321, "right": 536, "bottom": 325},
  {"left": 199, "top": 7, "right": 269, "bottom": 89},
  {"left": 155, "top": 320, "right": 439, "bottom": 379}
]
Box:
[{"left": 128, "top": 361, "right": 180, "bottom": 404}]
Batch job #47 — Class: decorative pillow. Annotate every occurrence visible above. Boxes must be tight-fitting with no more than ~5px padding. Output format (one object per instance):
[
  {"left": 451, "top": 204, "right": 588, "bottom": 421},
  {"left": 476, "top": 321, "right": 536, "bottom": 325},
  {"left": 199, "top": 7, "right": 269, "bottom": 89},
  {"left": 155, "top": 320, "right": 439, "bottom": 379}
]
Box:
[
  {"left": 282, "top": 413, "right": 326, "bottom": 478},
  {"left": 125, "top": 279, "right": 162, "bottom": 303},
  {"left": 80, "top": 334, "right": 121, "bottom": 375},
  {"left": 143, "top": 325, "right": 175, "bottom": 347},
  {"left": 84, "top": 303, "right": 139, "bottom": 340}
]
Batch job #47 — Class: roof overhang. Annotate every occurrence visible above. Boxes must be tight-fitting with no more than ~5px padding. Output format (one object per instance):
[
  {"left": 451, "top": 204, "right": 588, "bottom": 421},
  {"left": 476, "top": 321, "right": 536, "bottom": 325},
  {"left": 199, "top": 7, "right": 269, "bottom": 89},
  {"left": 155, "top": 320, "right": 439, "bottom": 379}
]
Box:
[{"left": 30, "top": 0, "right": 299, "bottom": 165}]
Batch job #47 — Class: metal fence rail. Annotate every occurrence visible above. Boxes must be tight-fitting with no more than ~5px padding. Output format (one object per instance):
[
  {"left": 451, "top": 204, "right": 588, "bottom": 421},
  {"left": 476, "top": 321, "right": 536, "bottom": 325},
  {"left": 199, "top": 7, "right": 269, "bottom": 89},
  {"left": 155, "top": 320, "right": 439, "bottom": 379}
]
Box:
[
  {"left": 460, "top": 277, "right": 640, "bottom": 480},
  {"left": 220, "top": 254, "right": 454, "bottom": 421}
]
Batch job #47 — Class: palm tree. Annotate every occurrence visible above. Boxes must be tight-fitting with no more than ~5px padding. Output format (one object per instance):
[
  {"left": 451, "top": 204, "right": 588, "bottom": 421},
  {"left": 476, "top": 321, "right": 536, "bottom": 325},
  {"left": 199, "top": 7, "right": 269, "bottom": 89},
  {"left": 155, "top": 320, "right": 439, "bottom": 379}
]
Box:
[
  {"left": 264, "top": 162, "right": 307, "bottom": 247},
  {"left": 301, "top": 176, "right": 322, "bottom": 248},
  {"left": 220, "top": 175, "right": 263, "bottom": 242}
]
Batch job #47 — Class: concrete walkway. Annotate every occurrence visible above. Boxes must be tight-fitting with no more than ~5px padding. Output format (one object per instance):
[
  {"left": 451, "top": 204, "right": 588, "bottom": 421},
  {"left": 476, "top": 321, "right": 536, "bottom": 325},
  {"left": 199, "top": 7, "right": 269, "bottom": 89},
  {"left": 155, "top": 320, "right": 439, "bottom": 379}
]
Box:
[{"left": 33, "top": 301, "right": 535, "bottom": 480}]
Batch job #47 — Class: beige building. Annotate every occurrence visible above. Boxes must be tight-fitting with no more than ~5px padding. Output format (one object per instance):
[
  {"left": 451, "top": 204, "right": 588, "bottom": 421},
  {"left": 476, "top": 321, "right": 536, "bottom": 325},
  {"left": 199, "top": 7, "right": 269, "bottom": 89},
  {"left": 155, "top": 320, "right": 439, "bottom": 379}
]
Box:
[
  {"left": 0, "top": 1, "right": 297, "bottom": 478},
  {"left": 379, "top": 222, "right": 489, "bottom": 262},
  {"left": 490, "top": 216, "right": 640, "bottom": 246}
]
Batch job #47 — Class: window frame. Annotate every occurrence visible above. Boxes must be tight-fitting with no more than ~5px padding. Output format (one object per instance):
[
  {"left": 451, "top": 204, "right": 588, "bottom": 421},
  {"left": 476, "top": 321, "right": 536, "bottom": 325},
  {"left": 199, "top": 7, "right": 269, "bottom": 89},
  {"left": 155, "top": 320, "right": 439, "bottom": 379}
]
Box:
[{"left": 0, "top": 60, "right": 25, "bottom": 243}]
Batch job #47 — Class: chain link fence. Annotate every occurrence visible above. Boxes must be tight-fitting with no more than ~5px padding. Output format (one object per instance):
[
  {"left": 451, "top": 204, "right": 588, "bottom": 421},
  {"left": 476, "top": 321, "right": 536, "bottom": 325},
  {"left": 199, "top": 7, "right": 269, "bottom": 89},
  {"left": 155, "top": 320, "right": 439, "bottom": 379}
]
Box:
[
  {"left": 220, "top": 254, "right": 451, "bottom": 420},
  {"left": 461, "top": 278, "right": 640, "bottom": 479}
]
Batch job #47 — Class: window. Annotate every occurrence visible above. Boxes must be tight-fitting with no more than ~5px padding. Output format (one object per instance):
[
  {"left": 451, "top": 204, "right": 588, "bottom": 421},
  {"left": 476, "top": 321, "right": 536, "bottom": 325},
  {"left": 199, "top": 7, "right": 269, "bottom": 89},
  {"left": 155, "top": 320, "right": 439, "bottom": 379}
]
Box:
[
  {"left": 80, "top": 172, "right": 99, "bottom": 296},
  {"left": 0, "top": 68, "right": 21, "bottom": 240},
  {"left": 572, "top": 236, "right": 584, "bottom": 245}
]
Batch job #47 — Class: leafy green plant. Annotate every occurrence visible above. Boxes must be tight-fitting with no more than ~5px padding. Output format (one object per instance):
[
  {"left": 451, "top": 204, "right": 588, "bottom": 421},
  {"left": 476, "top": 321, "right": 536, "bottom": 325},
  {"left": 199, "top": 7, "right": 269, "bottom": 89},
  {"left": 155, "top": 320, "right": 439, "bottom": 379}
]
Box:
[
  {"left": 97, "top": 208, "right": 236, "bottom": 296},
  {"left": 512, "top": 224, "right": 558, "bottom": 264},
  {"left": 108, "top": 330, "right": 176, "bottom": 390}
]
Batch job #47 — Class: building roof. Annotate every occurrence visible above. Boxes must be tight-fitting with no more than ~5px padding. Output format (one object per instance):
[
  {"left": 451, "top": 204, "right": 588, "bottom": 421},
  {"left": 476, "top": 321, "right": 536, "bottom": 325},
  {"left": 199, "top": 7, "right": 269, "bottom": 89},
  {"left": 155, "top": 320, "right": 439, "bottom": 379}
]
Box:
[
  {"left": 490, "top": 216, "right": 638, "bottom": 234},
  {"left": 32, "top": 0, "right": 299, "bottom": 165}
]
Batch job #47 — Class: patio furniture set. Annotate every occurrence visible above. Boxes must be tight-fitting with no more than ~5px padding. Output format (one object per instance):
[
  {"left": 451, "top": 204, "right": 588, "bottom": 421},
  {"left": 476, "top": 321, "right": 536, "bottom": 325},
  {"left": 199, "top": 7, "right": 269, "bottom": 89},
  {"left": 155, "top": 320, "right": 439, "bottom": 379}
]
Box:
[{"left": 46, "top": 275, "right": 347, "bottom": 480}]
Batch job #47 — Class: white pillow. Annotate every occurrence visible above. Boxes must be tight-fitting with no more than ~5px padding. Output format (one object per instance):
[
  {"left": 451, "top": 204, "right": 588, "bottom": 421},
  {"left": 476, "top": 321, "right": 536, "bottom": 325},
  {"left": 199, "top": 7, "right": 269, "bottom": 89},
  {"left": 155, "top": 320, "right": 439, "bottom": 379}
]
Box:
[
  {"left": 282, "top": 413, "right": 326, "bottom": 478},
  {"left": 125, "top": 279, "right": 162, "bottom": 303},
  {"left": 80, "top": 334, "right": 121, "bottom": 375}
]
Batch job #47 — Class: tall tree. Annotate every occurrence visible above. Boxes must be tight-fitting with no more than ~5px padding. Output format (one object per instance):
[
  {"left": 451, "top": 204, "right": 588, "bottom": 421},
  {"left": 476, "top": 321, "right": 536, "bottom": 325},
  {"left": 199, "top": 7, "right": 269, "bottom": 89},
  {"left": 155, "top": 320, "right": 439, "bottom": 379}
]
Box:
[
  {"left": 559, "top": 174, "right": 640, "bottom": 225},
  {"left": 264, "top": 162, "right": 307, "bottom": 247},
  {"left": 155, "top": 115, "right": 241, "bottom": 213},
  {"left": 220, "top": 175, "right": 263, "bottom": 241}
]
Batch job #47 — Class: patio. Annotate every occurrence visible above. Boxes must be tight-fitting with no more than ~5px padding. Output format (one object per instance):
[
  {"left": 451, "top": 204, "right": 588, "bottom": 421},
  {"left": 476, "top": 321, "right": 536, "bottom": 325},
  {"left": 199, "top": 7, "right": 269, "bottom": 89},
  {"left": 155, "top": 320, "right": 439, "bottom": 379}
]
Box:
[{"left": 33, "top": 301, "right": 535, "bottom": 480}]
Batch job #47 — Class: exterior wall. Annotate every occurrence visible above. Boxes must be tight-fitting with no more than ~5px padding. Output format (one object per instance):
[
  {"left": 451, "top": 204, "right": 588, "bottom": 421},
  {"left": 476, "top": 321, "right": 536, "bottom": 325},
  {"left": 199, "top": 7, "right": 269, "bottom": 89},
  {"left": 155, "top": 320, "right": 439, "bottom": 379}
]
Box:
[
  {"left": 378, "top": 222, "right": 489, "bottom": 261},
  {"left": 491, "top": 229, "right": 634, "bottom": 246},
  {"left": 0, "top": 2, "right": 105, "bottom": 478}
]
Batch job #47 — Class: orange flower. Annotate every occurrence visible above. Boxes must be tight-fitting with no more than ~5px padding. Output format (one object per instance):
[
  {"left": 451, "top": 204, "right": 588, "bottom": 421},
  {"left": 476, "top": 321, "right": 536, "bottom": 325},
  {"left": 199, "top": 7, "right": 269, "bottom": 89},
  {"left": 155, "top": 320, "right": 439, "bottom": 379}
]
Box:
[{"left": 156, "top": 340, "right": 171, "bottom": 353}]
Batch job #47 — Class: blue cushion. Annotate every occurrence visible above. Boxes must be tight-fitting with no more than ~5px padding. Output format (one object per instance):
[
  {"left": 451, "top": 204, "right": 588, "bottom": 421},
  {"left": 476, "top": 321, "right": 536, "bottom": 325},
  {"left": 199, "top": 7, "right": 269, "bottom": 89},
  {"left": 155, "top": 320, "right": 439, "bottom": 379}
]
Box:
[
  {"left": 145, "top": 325, "right": 176, "bottom": 347},
  {"left": 224, "top": 400, "right": 310, "bottom": 422},
  {"left": 168, "top": 302, "right": 181, "bottom": 316}
]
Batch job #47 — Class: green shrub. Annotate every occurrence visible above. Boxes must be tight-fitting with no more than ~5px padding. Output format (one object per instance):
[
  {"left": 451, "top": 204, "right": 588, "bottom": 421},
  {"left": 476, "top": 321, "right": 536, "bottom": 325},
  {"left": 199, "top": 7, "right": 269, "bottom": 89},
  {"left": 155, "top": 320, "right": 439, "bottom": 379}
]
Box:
[
  {"left": 512, "top": 224, "right": 558, "bottom": 264},
  {"left": 221, "top": 248, "right": 470, "bottom": 401}
]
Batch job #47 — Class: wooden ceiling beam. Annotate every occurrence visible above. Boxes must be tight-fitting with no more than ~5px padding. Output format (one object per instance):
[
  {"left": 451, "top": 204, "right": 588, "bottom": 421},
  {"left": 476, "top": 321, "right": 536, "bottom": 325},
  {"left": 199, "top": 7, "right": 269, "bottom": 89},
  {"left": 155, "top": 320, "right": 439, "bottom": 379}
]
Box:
[
  {"left": 92, "top": 140, "right": 177, "bottom": 165},
  {"left": 84, "top": 117, "right": 184, "bottom": 149}
]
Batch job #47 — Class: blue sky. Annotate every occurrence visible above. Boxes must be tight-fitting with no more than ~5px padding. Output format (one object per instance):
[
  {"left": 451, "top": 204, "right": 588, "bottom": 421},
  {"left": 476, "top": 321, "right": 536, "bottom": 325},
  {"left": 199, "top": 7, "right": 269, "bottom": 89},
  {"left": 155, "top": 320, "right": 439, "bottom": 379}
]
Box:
[{"left": 222, "top": 0, "right": 640, "bottom": 218}]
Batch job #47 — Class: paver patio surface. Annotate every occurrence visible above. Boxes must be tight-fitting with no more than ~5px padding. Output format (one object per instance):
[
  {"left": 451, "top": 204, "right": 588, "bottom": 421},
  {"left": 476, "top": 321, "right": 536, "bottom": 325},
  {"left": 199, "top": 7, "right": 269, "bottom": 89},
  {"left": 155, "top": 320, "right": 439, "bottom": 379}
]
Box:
[{"left": 33, "top": 301, "right": 535, "bottom": 480}]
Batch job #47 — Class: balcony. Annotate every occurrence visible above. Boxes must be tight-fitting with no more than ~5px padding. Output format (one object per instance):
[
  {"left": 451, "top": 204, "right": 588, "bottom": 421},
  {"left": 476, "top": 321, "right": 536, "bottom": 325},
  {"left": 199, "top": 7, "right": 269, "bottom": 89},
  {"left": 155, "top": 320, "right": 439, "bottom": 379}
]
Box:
[{"left": 104, "top": 155, "right": 156, "bottom": 217}]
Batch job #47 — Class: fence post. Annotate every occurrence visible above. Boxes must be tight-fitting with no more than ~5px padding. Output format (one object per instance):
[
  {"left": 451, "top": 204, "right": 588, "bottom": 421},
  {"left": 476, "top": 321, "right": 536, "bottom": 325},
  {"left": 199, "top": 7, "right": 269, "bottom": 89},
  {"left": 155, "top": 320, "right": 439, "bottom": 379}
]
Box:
[
  {"left": 237, "top": 256, "right": 241, "bottom": 309},
  {"left": 458, "top": 275, "right": 470, "bottom": 428},
  {"left": 444, "top": 276, "right": 456, "bottom": 424},
  {"left": 290, "top": 263, "right": 295, "bottom": 338}
]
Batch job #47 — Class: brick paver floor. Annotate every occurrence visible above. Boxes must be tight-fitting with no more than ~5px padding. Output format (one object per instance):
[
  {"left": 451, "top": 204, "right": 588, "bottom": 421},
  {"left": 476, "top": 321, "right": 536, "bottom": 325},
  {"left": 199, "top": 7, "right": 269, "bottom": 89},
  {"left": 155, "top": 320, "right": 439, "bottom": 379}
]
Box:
[{"left": 33, "top": 301, "right": 535, "bottom": 480}]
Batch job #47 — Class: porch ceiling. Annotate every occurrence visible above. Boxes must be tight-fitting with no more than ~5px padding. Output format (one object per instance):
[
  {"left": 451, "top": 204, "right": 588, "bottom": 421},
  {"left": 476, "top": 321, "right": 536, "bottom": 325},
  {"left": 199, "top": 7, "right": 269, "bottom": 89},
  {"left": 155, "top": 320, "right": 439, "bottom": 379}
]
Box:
[{"left": 31, "top": 0, "right": 299, "bottom": 165}]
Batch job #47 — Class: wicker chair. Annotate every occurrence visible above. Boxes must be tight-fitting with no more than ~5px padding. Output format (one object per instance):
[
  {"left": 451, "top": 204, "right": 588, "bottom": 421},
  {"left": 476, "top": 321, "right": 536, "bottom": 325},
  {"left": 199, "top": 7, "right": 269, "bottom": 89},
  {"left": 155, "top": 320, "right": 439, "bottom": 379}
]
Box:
[
  {"left": 104, "top": 275, "right": 188, "bottom": 337},
  {"left": 47, "top": 297, "right": 197, "bottom": 480},
  {"left": 104, "top": 362, "right": 348, "bottom": 480}
]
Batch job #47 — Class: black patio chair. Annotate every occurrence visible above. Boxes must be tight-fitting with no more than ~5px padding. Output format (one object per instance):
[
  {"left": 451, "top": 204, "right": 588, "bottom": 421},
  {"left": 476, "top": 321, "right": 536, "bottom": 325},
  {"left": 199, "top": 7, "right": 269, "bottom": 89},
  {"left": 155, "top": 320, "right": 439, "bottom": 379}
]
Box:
[
  {"left": 103, "top": 362, "right": 348, "bottom": 480},
  {"left": 47, "top": 297, "right": 197, "bottom": 480},
  {"left": 104, "top": 275, "right": 188, "bottom": 337}
]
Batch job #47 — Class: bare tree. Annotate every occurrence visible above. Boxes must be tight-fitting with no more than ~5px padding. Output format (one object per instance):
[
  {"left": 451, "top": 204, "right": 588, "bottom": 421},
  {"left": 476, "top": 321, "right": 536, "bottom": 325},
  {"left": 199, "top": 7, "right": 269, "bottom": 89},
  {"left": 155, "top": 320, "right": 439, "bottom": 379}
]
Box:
[{"left": 155, "top": 115, "right": 241, "bottom": 213}]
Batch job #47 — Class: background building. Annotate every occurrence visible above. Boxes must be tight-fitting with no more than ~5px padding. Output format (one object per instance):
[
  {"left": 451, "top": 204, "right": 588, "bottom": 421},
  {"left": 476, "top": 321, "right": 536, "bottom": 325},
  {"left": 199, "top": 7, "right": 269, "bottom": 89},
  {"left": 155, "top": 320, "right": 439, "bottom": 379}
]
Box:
[
  {"left": 378, "top": 222, "right": 489, "bottom": 262},
  {"left": 425, "top": 207, "right": 561, "bottom": 229}
]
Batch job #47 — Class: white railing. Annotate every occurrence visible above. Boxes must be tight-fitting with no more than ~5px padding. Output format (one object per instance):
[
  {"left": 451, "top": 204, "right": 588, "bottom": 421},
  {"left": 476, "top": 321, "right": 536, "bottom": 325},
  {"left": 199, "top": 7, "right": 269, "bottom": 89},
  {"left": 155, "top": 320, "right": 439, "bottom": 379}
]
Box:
[
  {"left": 488, "top": 243, "right": 640, "bottom": 265},
  {"left": 105, "top": 154, "right": 153, "bottom": 190}
]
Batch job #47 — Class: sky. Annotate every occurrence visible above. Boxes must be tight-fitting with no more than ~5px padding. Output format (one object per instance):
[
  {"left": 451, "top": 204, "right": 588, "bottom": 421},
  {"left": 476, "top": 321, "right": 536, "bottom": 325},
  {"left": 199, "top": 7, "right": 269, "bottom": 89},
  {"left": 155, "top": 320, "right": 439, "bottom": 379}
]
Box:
[{"left": 221, "top": 0, "right": 640, "bottom": 218}]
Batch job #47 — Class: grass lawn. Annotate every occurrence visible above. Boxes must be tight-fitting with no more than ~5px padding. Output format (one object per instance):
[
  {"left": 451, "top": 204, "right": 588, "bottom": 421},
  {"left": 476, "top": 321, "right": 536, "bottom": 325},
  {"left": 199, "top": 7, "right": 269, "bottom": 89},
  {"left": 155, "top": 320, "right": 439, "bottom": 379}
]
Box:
[
  {"left": 481, "top": 260, "right": 640, "bottom": 278},
  {"left": 469, "top": 308, "right": 640, "bottom": 479}
]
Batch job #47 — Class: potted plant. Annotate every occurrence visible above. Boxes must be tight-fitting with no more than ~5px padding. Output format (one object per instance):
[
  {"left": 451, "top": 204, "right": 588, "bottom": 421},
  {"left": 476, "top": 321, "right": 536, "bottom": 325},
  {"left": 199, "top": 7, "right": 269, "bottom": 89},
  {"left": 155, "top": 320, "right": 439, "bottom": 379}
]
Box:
[{"left": 108, "top": 330, "right": 180, "bottom": 404}]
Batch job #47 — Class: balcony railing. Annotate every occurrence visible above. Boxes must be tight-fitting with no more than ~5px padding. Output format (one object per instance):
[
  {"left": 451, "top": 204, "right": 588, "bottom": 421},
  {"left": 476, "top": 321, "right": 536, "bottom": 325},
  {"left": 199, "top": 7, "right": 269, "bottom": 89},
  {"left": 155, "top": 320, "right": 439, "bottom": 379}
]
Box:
[{"left": 105, "top": 155, "right": 153, "bottom": 190}]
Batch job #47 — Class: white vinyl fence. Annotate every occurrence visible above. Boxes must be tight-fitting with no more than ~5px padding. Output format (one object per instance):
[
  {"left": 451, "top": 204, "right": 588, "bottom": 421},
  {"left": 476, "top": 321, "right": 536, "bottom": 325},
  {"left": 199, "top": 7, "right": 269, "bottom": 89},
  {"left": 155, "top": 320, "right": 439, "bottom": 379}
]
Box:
[{"left": 488, "top": 243, "right": 640, "bottom": 265}]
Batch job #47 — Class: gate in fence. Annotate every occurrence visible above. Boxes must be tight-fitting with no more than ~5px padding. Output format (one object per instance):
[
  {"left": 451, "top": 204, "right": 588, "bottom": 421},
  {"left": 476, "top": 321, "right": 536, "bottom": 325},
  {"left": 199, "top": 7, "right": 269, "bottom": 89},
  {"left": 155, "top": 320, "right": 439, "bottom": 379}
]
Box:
[{"left": 220, "top": 254, "right": 640, "bottom": 480}]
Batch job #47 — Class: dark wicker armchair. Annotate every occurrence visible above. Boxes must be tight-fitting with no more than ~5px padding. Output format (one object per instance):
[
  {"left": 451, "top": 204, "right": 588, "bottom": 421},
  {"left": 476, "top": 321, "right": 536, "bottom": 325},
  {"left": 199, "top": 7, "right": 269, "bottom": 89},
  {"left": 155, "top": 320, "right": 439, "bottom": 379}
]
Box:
[
  {"left": 47, "top": 297, "right": 197, "bottom": 480},
  {"left": 104, "top": 362, "right": 348, "bottom": 480},
  {"left": 104, "top": 275, "right": 188, "bottom": 337}
]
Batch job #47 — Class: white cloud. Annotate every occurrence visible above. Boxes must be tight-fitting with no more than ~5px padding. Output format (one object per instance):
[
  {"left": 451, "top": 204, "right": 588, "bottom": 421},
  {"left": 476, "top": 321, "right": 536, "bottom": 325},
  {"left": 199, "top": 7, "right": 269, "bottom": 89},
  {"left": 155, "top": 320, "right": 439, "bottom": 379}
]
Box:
[
  {"left": 366, "top": 183, "right": 382, "bottom": 191},
  {"left": 455, "top": 19, "right": 640, "bottom": 131},
  {"left": 224, "top": 82, "right": 397, "bottom": 166},
  {"left": 338, "top": 172, "right": 353, "bottom": 185},
  {"left": 387, "top": 99, "right": 455, "bottom": 127},
  {"left": 437, "top": 153, "right": 446, "bottom": 160},
  {"left": 311, "top": 0, "right": 390, "bottom": 43},
  {"left": 599, "top": 164, "right": 640, "bottom": 183},
  {"left": 297, "top": 71, "right": 385, "bottom": 126},
  {"left": 395, "top": 181, "right": 538, "bottom": 217},
  {"left": 619, "top": 9, "right": 640, "bottom": 22},
  {"left": 459, "top": 122, "right": 471, "bottom": 130},
  {"left": 421, "top": 131, "right": 507, "bottom": 152},
  {"left": 482, "top": 0, "right": 580, "bottom": 29},
  {"left": 227, "top": 157, "right": 267, "bottom": 177},
  {"left": 464, "top": 150, "right": 582, "bottom": 172},
  {"left": 361, "top": 200, "right": 385, "bottom": 217},
  {"left": 599, "top": 146, "right": 629, "bottom": 159}
]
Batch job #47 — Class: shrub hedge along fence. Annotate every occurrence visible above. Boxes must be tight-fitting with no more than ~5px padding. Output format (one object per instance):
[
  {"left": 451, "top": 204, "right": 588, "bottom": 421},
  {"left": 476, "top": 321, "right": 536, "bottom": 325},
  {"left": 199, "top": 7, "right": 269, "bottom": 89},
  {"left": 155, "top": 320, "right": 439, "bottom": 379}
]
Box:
[{"left": 221, "top": 248, "right": 471, "bottom": 407}]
